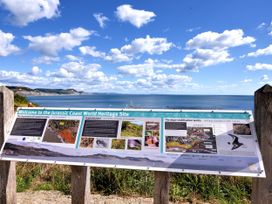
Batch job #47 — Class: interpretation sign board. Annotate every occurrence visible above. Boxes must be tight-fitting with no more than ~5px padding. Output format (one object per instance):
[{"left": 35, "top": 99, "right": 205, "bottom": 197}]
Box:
[{"left": 0, "top": 107, "right": 265, "bottom": 177}]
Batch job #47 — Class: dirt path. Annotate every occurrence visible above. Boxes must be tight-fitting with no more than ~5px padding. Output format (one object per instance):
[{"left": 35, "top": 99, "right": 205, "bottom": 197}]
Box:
[{"left": 17, "top": 190, "right": 204, "bottom": 204}]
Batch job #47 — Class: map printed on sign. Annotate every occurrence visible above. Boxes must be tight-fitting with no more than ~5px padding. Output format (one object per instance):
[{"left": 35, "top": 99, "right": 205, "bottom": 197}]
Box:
[{"left": 0, "top": 107, "right": 265, "bottom": 177}]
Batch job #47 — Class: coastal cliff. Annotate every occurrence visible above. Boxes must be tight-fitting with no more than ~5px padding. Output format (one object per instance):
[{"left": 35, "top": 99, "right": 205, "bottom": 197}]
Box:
[{"left": 7, "top": 86, "right": 84, "bottom": 96}]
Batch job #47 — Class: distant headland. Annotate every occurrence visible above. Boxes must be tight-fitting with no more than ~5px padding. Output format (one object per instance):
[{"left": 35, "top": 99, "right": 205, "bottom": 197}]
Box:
[{"left": 7, "top": 86, "right": 84, "bottom": 96}]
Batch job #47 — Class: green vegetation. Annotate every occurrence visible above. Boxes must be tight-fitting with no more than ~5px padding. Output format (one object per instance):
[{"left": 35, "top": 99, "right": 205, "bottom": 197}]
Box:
[
  {"left": 16, "top": 163, "right": 252, "bottom": 203},
  {"left": 121, "top": 121, "right": 143, "bottom": 137},
  {"left": 14, "top": 93, "right": 38, "bottom": 108},
  {"left": 111, "top": 139, "right": 126, "bottom": 149}
]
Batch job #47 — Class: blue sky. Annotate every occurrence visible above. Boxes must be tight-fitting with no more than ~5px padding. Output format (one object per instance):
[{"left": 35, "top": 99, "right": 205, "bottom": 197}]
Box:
[{"left": 0, "top": 0, "right": 272, "bottom": 95}]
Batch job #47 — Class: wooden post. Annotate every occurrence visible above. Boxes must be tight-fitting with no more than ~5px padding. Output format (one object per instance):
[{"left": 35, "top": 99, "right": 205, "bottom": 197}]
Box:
[
  {"left": 0, "top": 86, "right": 16, "bottom": 204},
  {"left": 154, "top": 171, "right": 170, "bottom": 204},
  {"left": 252, "top": 84, "right": 272, "bottom": 204},
  {"left": 71, "top": 166, "right": 90, "bottom": 204}
]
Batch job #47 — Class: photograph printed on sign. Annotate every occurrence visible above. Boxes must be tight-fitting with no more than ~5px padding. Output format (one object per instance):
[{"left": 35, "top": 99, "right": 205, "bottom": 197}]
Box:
[
  {"left": 42, "top": 119, "right": 80, "bottom": 144},
  {"left": 165, "top": 127, "right": 216, "bottom": 154},
  {"left": 121, "top": 120, "right": 144, "bottom": 138},
  {"left": 111, "top": 139, "right": 126, "bottom": 150},
  {"left": 144, "top": 121, "right": 160, "bottom": 148},
  {"left": 94, "top": 138, "right": 110, "bottom": 148},
  {"left": 127, "top": 139, "right": 142, "bottom": 150},
  {"left": 80, "top": 137, "right": 94, "bottom": 148}
]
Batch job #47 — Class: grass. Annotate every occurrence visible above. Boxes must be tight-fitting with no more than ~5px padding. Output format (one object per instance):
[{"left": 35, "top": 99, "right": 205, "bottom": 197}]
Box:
[
  {"left": 121, "top": 121, "right": 143, "bottom": 137},
  {"left": 16, "top": 163, "right": 252, "bottom": 203}
]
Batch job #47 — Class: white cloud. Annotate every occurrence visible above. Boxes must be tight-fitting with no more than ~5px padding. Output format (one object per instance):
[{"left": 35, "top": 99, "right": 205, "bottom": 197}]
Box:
[
  {"left": 186, "top": 27, "right": 201, "bottom": 33},
  {"left": 79, "top": 36, "right": 173, "bottom": 63},
  {"left": 117, "top": 63, "right": 154, "bottom": 77},
  {"left": 115, "top": 4, "right": 156, "bottom": 28},
  {"left": 117, "top": 59, "right": 185, "bottom": 77},
  {"left": 186, "top": 29, "right": 255, "bottom": 50},
  {"left": 135, "top": 73, "right": 192, "bottom": 90},
  {"left": 46, "top": 61, "right": 106, "bottom": 81},
  {"left": 79, "top": 46, "right": 106, "bottom": 58},
  {"left": 181, "top": 29, "right": 254, "bottom": 71},
  {"left": 181, "top": 49, "right": 233, "bottom": 71},
  {"left": 247, "top": 44, "right": 272, "bottom": 57},
  {"left": 257, "top": 22, "right": 266, "bottom": 30},
  {"left": 121, "top": 35, "right": 173, "bottom": 55},
  {"left": 261, "top": 74, "right": 269, "bottom": 82},
  {"left": 240, "top": 78, "right": 252, "bottom": 83},
  {"left": 65, "top": 55, "right": 81, "bottom": 61},
  {"left": 0, "top": 30, "right": 20, "bottom": 56},
  {"left": 32, "top": 56, "right": 59, "bottom": 64},
  {"left": 257, "top": 21, "right": 272, "bottom": 36},
  {"left": 93, "top": 13, "right": 109, "bottom": 28},
  {"left": 247, "top": 63, "right": 272, "bottom": 71},
  {"left": 31, "top": 66, "right": 42, "bottom": 75},
  {"left": 24, "top": 27, "right": 93, "bottom": 56},
  {"left": 0, "top": 0, "right": 60, "bottom": 26},
  {"left": 0, "top": 70, "right": 49, "bottom": 87},
  {"left": 105, "top": 48, "right": 132, "bottom": 63}
]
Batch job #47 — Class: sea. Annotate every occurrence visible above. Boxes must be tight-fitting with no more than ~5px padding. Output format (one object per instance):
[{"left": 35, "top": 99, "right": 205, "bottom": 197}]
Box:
[{"left": 28, "top": 94, "right": 254, "bottom": 110}]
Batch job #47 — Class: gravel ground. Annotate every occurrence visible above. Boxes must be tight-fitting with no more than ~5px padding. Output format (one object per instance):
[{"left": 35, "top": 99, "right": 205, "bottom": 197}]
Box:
[{"left": 17, "top": 190, "right": 210, "bottom": 204}]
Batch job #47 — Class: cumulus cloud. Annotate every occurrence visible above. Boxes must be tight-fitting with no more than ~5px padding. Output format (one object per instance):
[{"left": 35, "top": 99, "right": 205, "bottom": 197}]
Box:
[
  {"left": 0, "top": 70, "right": 48, "bottom": 87},
  {"left": 31, "top": 66, "right": 42, "bottom": 75},
  {"left": 65, "top": 55, "right": 81, "bottom": 61},
  {"left": 240, "top": 78, "right": 252, "bottom": 83},
  {"left": 247, "top": 44, "right": 272, "bottom": 57},
  {"left": 0, "top": 0, "right": 60, "bottom": 26},
  {"left": 32, "top": 56, "right": 59, "bottom": 64},
  {"left": 93, "top": 13, "right": 109, "bottom": 28},
  {"left": 261, "top": 74, "right": 269, "bottom": 82},
  {"left": 80, "top": 36, "right": 173, "bottom": 63},
  {"left": 121, "top": 35, "right": 173, "bottom": 55},
  {"left": 116, "top": 59, "right": 192, "bottom": 90},
  {"left": 46, "top": 61, "right": 109, "bottom": 83},
  {"left": 117, "top": 63, "right": 154, "bottom": 77},
  {"left": 247, "top": 63, "right": 272, "bottom": 71},
  {"left": 181, "top": 49, "right": 233, "bottom": 71},
  {"left": 186, "top": 29, "right": 255, "bottom": 50},
  {"left": 181, "top": 29, "right": 255, "bottom": 71},
  {"left": 257, "top": 21, "right": 272, "bottom": 36},
  {"left": 105, "top": 48, "right": 132, "bottom": 62},
  {"left": 79, "top": 46, "right": 106, "bottom": 58},
  {"left": 0, "top": 30, "right": 20, "bottom": 56},
  {"left": 135, "top": 73, "right": 192, "bottom": 90},
  {"left": 115, "top": 4, "right": 156, "bottom": 28},
  {"left": 24, "top": 27, "right": 93, "bottom": 56}
]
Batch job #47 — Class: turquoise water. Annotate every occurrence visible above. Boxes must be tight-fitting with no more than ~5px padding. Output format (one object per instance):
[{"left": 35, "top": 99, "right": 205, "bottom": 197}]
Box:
[{"left": 28, "top": 94, "right": 254, "bottom": 110}]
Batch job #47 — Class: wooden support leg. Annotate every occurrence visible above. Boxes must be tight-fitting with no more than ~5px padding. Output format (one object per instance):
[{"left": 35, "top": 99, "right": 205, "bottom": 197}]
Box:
[
  {"left": 71, "top": 166, "right": 90, "bottom": 204},
  {"left": 154, "top": 171, "right": 170, "bottom": 204},
  {"left": 252, "top": 84, "right": 272, "bottom": 204},
  {"left": 0, "top": 86, "right": 16, "bottom": 204}
]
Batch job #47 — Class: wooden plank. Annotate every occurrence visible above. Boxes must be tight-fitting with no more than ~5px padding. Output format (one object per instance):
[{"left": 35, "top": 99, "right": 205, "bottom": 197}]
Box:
[
  {"left": 154, "top": 171, "right": 170, "bottom": 204},
  {"left": 0, "top": 86, "right": 16, "bottom": 204},
  {"left": 252, "top": 84, "right": 272, "bottom": 204},
  {"left": 71, "top": 166, "right": 90, "bottom": 204}
]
